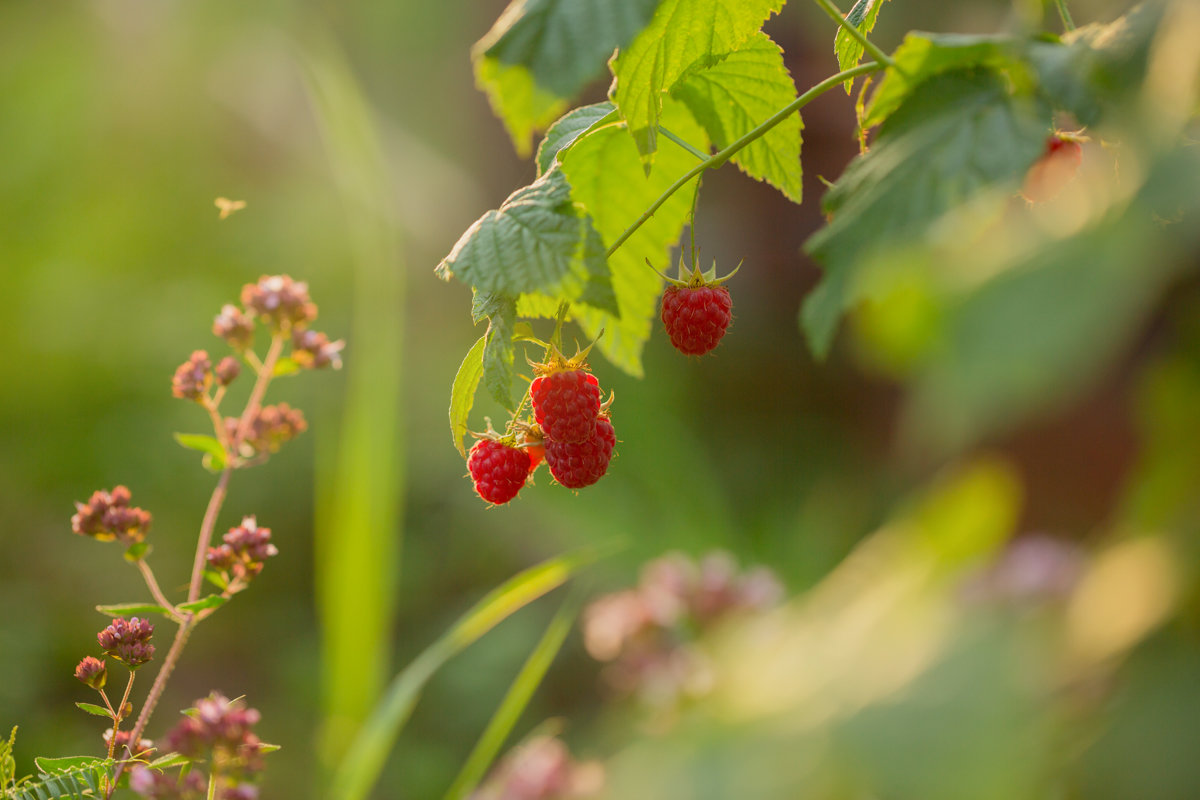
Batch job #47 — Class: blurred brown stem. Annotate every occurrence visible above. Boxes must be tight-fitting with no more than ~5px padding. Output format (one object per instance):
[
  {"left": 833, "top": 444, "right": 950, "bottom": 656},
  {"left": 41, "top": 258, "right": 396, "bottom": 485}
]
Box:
[{"left": 137, "top": 559, "right": 179, "bottom": 620}]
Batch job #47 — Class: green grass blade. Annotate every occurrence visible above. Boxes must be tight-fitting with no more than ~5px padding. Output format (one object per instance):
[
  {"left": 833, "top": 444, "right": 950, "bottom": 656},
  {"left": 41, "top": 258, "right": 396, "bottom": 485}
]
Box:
[
  {"left": 330, "top": 549, "right": 600, "bottom": 800},
  {"left": 298, "top": 33, "right": 408, "bottom": 780},
  {"left": 442, "top": 593, "right": 579, "bottom": 800}
]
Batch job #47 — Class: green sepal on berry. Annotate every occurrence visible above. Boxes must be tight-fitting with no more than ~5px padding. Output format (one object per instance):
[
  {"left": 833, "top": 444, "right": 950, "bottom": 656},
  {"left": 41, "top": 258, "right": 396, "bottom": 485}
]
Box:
[{"left": 647, "top": 253, "right": 742, "bottom": 289}]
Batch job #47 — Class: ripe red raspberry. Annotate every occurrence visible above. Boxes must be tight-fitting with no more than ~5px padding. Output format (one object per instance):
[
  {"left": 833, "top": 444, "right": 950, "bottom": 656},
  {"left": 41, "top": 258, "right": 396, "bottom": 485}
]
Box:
[
  {"left": 546, "top": 416, "right": 615, "bottom": 489},
  {"left": 468, "top": 439, "right": 531, "bottom": 505},
  {"left": 661, "top": 284, "right": 733, "bottom": 356},
  {"left": 1022, "top": 134, "right": 1084, "bottom": 203},
  {"left": 530, "top": 370, "right": 601, "bottom": 444}
]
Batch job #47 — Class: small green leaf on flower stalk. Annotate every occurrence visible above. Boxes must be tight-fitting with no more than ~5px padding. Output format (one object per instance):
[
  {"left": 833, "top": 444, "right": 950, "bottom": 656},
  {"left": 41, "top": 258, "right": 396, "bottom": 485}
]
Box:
[
  {"left": 176, "top": 595, "right": 228, "bottom": 614},
  {"left": 204, "top": 569, "right": 229, "bottom": 590},
  {"left": 74, "top": 703, "right": 112, "bottom": 719},
  {"left": 123, "top": 541, "right": 150, "bottom": 563},
  {"left": 450, "top": 336, "right": 487, "bottom": 459},
  {"left": 95, "top": 603, "right": 172, "bottom": 618},
  {"left": 173, "top": 433, "right": 228, "bottom": 472},
  {"left": 272, "top": 356, "right": 303, "bottom": 377},
  {"left": 259, "top": 743, "right": 282, "bottom": 754}
]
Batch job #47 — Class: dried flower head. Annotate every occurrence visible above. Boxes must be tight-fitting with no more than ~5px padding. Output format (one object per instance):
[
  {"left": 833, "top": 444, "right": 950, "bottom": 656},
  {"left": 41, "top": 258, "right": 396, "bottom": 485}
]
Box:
[
  {"left": 74, "top": 656, "right": 107, "bottom": 690},
  {"left": 71, "top": 486, "right": 152, "bottom": 545},
  {"left": 582, "top": 551, "right": 784, "bottom": 706},
  {"left": 215, "top": 356, "right": 241, "bottom": 386},
  {"left": 241, "top": 275, "right": 316, "bottom": 332},
  {"left": 470, "top": 735, "right": 603, "bottom": 800},
  {"left": 214, "top": 304, "right": 255, "bottom": 351},
  {"left": 104, "top": 728, "right": 154, "bottom": 760},
  {"left": 97, "top": 617, "right": 155, "bottom": 669},
  {"left": 291, "top": 328, "right": 345, "bottom": 370},
  {"left": 172, "top": 350, "right": 212, "bottom": 401},
  {"left": 129, "top": 764, "right": 206, "bottom": 799},
  {"left": 164, "top": 694, "right": 266, "bottom": 787},
  {"left": 206, "top": 516, "right": 277, "bottom": 590},
  {"left": 241, "top": 404, "right": 307, "bottom": 454}
]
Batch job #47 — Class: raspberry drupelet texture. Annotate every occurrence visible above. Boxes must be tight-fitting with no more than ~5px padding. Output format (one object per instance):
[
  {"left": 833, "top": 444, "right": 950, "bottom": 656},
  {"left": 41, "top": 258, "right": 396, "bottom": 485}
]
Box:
[
  {"left": 545, "top": 416, "right": 615, "bottom": 489},
  {"left": 661, "top": 284, "right": 733, "bottom": 356},
  {"left": 530, "top": 370, "right": 601, "bottom": 444},
  {"left": 468, "top": 439, "right": 532, "bottom": 505}
]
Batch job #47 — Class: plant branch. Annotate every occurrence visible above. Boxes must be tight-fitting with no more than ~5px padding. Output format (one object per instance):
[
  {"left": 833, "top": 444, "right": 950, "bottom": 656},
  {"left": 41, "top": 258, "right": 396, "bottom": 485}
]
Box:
[
  {"left": 109, "top": 617, "right": 194, "bottom": 796},
  {"left": 1053, "top": 0, "right": 1076, "bottom": 31},
  {"left": 658, "top": 126, "right": 709, "bottom": 161},
  {"left": 106, "top": 671, "right": 137, "bottom": 760},
  {"left": 233, "top": 333, "right": 285, "bottom": 451},
  {"left": 605, "top": 61, "right": 882, "bottom": 259},
  {"left": 187, "top": 469, "right": 232, "bottom": 605},
  {"left": 136, "top": 560, "right": 179, "bottom": 620},
  {"left": 812, "top": 0, "right": 898, "bottom": 71}
]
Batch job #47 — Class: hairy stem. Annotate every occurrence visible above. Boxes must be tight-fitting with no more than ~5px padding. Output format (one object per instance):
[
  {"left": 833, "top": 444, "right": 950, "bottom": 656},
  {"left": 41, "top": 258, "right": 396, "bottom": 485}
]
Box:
[
  {"left": 106, "top": 670, "right": 137, "bottom": 760},
  {"left": 1053, "top": 0, "right": 1076, "bottom": 31},
  {"left": 137, "top": 560, "right": 179, "bottom": 620},
  {"left": 187, "top": 469, "right": 232, "bottom": 605},
  {"left": 606, "top": 61, "right": 882, "bottom": 259},
  {"left": 812, "top": 0, "right": 899, "bottom": 71},
  {"left": 233, "top": 333, "right": 285, "bottom": 452}
]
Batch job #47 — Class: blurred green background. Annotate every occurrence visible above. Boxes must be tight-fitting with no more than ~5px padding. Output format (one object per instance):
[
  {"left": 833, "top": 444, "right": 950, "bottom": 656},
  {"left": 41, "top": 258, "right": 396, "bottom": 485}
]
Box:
[{"left": 2, "top": 0, "right": 1198, "bottom": 798}]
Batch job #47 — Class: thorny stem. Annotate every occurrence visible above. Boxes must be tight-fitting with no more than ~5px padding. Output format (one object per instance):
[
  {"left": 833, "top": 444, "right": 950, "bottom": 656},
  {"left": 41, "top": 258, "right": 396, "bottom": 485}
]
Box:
[
  {"left": 811, "top": 0, "right": 899, "bottom": 71},
  {"left": 605, "top": 61, "right": 882, "bottom": 260},
  {"left": 136, "top": 560, "right": 179, "bottom": 620},
  {"left": 1053, "top": 0, "right": 1076, "bottom": 31}
]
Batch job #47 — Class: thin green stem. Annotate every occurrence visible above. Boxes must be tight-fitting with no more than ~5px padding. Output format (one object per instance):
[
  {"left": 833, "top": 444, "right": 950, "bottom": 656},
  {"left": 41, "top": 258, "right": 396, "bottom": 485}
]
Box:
[
  {"left": 605, "top": 61, "right": 882, "bottom": 260},
  {"left": 1053, "top": 0, "right": 1076, "bottom": 31},
  {"left": 658, "top": 126, "right": 709, "bottom": 162},
  {"left": 136, "top": 560, "right": 179, "bottom": 620},
  {"left": 812, "top": 0, "right": 898, "bottom": 71},
  {"left": 689, "top": 176, "right": 702, "bottom": 270}
]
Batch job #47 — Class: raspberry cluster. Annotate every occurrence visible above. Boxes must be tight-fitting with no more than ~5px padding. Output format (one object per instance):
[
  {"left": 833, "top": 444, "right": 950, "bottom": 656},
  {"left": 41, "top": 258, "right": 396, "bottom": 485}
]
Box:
[{"left": 466, "top": 348, "right": 618, "bottom": 505}]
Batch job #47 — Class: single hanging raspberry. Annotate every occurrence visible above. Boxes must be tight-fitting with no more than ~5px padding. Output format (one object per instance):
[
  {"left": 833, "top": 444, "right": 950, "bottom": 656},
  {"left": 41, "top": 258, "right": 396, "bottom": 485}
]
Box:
[
  {"left": 654, "top": 254, "right": 739, "bottom": 356},
  {"left": 1022, "top": 132, "right": 1084, "bottom": 203},
  {"left": 546, "top": 415, "right": 616, "bottom": 489},
  {"left": 468, "top": 438, "right": 531, "bottom": 505},
  {"left": 529, "top": 348, "right": 601, "bottom": 444}
]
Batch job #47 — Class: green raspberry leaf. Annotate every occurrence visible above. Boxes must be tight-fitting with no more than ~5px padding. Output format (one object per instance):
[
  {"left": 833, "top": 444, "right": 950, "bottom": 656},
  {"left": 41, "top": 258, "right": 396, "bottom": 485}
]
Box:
[
  {"left": 673, "top": 32, "right": 803, "bottom": 203},
  {"left": 1026, "top": 3, "right": 1164, "bottom": 127},
  {"left": 556, "top": 99, "right": 711, "bottom": 374},
  {"left": 863, "top": 33, "right": 1027, "bottom": 130},
  {"left": 436, "top": 168, "right": 617, "bottom": 317},
  {"left": 610, "top": 0, "right": 784, "bottom": 167},
  {"left": 835, "top": 0, "right": 890, "bottom": 93},
  {"left": 475, "top": 0, "right": 661, "bottom": 156},
  {"left": 802, "top": 68, "right": 1050, "bottom": 358},
  {"left": 473, "top": 291, "right": 519, "bottom": 409},
  {"left": 450, "top": 335, "right": 487, "bottom": 459},
  {"left": 536, "top": 102, "right": 618, "bottom": 177}
]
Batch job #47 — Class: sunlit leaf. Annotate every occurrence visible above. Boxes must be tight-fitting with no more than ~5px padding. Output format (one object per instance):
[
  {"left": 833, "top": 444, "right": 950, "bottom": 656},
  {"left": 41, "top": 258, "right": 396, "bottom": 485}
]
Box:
[
  {"left": 74, "top": 703, "right": 112, "bottom": 719},
  {"left": 450, "top": 335, "right": 487, "bottom": 459},
  {"left": 611, "top": 0, "right": 784, "bottom": 164},
  {"left": 95, "top": 603, "right": 172, "bottom": 618},
  {"left": 176, "top": 595, "right": 228, "bottom": 614},
  {"left": 172, "top": 433, "right": 227, "bottom": 472},
  {"left": 673, "top": 32, "right": 803, "bottom": 203},
  {"left": 475, "top": 0, "right": 659, "bottom": 156},
  {"left": 536, "top": 103, "right": 618, "bottom": 176},
  {"left": 835, "top": 0, "right": 890, "bottom": 92}
]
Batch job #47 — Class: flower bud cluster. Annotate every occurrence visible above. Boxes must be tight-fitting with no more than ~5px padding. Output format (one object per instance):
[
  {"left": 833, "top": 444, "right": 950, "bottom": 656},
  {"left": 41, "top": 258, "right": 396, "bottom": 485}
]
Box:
[
  {"left": 236, "top": 404, "right": 307, "bottom": 454},
  {"left": 161, "top": 693, "right": 266, "bottom": 797},
  {"left": 129, "top": 766, "right": 206, "bottom": 800},
  {"left": 71, "top": 486, "right": 152, "bottom": 545},
  {"left": 206, "top": 516, "right": 278, "bottom": 591},
  {"left": 171, "top": 351, "right": 213, "bottom": 401},
  {"left": 582, "top": 551, "right": 783, "bottom": 705},
  {"left": 470, "top": 735, "right": 603, "bottom": 800},
  {"left": 241, "top": 275, "right": 316, "bottom": 332},
  {"left": 213, "top": 304, "right": 254, "bottom": 350},
  {"left": 97, "top": 617, "right": 156, "bottom": 669},
  {"left": 291, "top": 328, "right": 344, "bottom": 370},
  {"left": 74, "top": 655, "right": 107, "bottom": 690}
]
